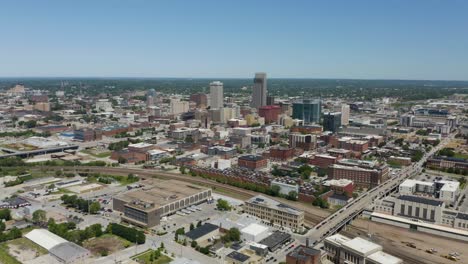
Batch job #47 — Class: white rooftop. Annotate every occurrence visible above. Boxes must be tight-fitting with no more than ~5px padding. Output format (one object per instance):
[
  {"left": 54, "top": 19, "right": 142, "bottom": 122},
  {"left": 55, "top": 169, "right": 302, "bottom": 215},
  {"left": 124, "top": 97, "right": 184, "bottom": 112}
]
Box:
[
  {"left": 439, "top": 180, "right": 460, "bottom": 192},
  {"left": 323, "top": 179, "right": 353, "bottom": 187},
  {"left": 367, "top": 251, "right": 403, "bottom": 264},
  {"left": 324, "top": 234, "right": 351, "bottom": 247},
  {"left": 241, "top": 223, "right": 269, "bottom": 236},
  {"left": 341, "top": 237, "right": 382, "bottom": 255},
  {"left": 148, "top": 149, "right": 167, "bottom": 155},
  {"left": 129, "top": 142, "right": 154, "bottom": 148},
  {"left": 25, "top": 229, "right": 68, "bottom": 251}
]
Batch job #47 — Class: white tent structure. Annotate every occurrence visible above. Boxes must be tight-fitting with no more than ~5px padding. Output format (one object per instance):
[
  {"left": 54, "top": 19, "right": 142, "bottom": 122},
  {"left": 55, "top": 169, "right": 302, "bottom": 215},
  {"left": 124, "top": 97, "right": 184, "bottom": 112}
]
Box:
[{"left": 25, "top": 229, "right": 67, "bottom": 251}]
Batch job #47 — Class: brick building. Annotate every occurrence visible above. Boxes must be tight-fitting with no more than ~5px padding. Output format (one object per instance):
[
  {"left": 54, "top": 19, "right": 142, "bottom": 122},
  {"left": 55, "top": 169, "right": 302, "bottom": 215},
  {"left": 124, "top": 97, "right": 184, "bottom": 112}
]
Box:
[
  {"left": 258, "top": 105, "right": 281, "bottom": 124},
  {"left": 73, "top": 128, "right": 102, "bottom": 142},
  {"left": 328, "top": 164, "right": 383, "bottom": 188},
  {"left": 286, "top": 245, "right": 321, "bottom": 264},
  {"left": 238, "top": 155, "right": 268, "bottom": 170},
  {"left": 269, "top": 147, "right": 295, "bottom": 161},
  {"left": 309, "top": 154, "right": 338, "bottom": 169}
]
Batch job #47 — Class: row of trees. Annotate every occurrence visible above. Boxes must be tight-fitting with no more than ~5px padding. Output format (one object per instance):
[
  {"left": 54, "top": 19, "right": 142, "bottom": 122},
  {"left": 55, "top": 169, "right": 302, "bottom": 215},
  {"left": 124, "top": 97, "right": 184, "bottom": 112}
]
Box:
[
  {"left": 61, "top": 194, "right": 101, "bottom": 214},
  {"left": 106, "top": 223, "right": 145, "bottom": 244},
  {"left": 48, "top": 218, "right": 103, "bottom": 244}
]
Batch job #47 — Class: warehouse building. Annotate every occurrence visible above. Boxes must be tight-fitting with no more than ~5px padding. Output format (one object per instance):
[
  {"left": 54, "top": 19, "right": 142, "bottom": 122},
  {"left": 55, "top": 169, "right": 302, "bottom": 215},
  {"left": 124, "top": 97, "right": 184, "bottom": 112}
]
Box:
[
  {"left": 244, "top": 195, "right": 305, "bottom": 231},
  {"left": 25, "top": 229, "right": 90, "bottom": 264},
  {"left": 324, "top": 234, "right": 402, "bottom": 264},
  {"left": 113, "top": 179, "right": 211, "bottom": 227},
  {"left": 180, "top": 223, "right": 219, "bottom": 244}
]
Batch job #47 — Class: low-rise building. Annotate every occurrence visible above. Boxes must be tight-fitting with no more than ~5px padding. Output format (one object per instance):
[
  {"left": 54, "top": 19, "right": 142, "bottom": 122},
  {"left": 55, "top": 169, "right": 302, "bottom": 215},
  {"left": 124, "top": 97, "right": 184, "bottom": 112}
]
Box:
[
  {"left": 244, "top": 195, "right": 304, "bottom": 231},
  {"left": 399, "top": 179, "right": 460, "bottom": 205},
  {"left": 324, "top": 234, "right": 402, "bottom": 264},
  {"left": 269, "top": 147, "right": 295, "bottom": 161},
  {"left": 286, "top": 245, "right": 321, "bottom": 264},
  {"left": 328, "top": 164, "right": 383, "bottom": 188},
  {"left": 271, "top": 179, "right": 299, "bottom": 196},
  {"left": 180, "top": 223, "right": 219, "bottom": 244},
  {"left": 113, "top": 179, "right": 211, "bottom": 227},
  {"left": 226, "top": 251, "right": 250, "bottom": 264},
  {"left": 259, "top": 231, "right": 291, "bottom": 252},
  {"left": 394, "top": 195, "right": 445, "bottom": 223},
  {"left": 238, "top": 155, "right": 268, "bottom": 170}
]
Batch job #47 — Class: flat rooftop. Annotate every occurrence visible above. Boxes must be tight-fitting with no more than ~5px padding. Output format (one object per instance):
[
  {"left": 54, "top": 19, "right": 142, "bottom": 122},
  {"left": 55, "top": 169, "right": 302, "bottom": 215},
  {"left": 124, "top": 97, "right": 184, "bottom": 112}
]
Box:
[
  {"left": 367, "top": 251, "right": 402, "bottom": 264},
  {"left": 324, "top": 233, "right": 350, "bottom": 247},
  {"left": 341, "top": 237, "right": 382, "bottom": 255},
  {"left": 398, "top": 195, "right": 444, "bottom": 207},
  {"left": 115, "top": 179, "right": 210, "bottom": 211},
  {"left": 246, "top": 195, "right": 303, "bottom": 216}
]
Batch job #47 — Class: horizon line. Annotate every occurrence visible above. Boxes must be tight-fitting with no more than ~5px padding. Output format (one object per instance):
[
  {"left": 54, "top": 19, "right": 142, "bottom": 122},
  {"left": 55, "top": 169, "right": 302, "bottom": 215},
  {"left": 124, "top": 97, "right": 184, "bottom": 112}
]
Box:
[{"left": 0, "top": 76, "right": 468, "bottom": 82}]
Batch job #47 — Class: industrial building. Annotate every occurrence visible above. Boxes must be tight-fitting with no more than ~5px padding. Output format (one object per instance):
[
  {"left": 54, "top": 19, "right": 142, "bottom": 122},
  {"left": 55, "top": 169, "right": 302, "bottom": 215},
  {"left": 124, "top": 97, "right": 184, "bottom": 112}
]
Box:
[
  {"left": 243, "top": 195, "right": 304, "bottom": 231},
  {"left": 324, "top": 234, "right": 402, "bottom": 264},
  {"left": 113, "top": 179, "right": 211, "bottom": 227},
  {"left": 25, "top": 229, "right": 90, "bottom": 264}
]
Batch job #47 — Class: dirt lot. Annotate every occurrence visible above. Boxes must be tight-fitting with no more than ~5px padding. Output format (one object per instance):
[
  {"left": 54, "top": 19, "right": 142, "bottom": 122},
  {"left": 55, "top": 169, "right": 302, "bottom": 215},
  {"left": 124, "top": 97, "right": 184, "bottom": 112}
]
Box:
[
  {"left": 347, "top": 219, "right": 468, "bottom": 264},
  {"left": 83, "top": 234, "right": 131, "bottom": 256},
  {"left": 6, "top": 237, "right": 47, "bottom": 263}
]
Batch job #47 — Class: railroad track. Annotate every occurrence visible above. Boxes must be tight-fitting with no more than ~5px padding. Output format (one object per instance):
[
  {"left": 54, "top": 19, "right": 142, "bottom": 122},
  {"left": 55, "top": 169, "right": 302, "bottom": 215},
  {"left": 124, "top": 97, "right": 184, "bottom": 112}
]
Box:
[
  {"left": 39, "top": 166, "right": 427, "bottom": 263},
  {"left": 43, "top": 166, "right": 326, "bottom": 225}
]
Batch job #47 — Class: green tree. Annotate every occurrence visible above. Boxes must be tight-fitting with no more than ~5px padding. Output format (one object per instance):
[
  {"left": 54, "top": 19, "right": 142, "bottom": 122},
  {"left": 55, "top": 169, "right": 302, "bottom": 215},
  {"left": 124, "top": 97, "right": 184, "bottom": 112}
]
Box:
[
  {"left": 268, "top": 185, "right": 281, "bottom": 197},
  {"left": 32, "top": 209, "right": 47, "bottom": 226},
  {"left": 190, "top": 223, "right": 195, "bottom": 230},
  {"left": 287, "top": 191, "right": 298, "bottom": 201},
  {"left": 221, "top": 228, "right": 241, "bottom": 242},
  {"left": 89, "top": 201, "right": 101, "bottom": 214},
  {"left": 0, "top": 209, "right": 11, "bottom": 221},
  {"left": 216, "top": 199, "right": 231, "bottom": 211}
]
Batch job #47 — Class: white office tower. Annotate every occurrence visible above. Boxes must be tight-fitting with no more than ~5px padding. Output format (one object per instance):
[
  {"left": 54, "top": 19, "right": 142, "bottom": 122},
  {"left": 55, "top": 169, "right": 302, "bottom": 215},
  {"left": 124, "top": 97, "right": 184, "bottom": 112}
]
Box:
[
  {"left": 210, "top": 81, "right": 223, "bottom": 109},
  {"left": 251, "top": 72, "right": 267, "bottom": 109},
  {"left": 147, "top": 95, "right": 154, "bottom": 106},
  {"left": 341, "top": 104, "right": 350, "bottom": 125},
  {"left": 170, "top": 99, "right": 189, "bottom": 115}
]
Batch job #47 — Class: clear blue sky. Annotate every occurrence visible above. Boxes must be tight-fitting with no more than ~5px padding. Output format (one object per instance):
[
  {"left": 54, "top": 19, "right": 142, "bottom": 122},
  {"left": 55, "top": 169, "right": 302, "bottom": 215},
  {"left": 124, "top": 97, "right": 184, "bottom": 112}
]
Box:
[{"left": 0, "top": 0, "right": 467, "bottom": 80}]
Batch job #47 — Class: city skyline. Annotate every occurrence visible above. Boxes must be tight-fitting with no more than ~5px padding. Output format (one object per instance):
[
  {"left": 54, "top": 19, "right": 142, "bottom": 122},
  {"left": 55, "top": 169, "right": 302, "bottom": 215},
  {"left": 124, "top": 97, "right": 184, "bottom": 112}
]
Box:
[{"left": 0, "top": 0, "right": 467, "bottom": 80}]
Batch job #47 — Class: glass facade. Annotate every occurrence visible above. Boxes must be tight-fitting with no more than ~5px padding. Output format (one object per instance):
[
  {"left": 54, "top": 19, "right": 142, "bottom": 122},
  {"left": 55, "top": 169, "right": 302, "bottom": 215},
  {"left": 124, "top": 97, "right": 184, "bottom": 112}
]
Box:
[{"left": 292, "top": 99, "right": 321, "bottom": 124}]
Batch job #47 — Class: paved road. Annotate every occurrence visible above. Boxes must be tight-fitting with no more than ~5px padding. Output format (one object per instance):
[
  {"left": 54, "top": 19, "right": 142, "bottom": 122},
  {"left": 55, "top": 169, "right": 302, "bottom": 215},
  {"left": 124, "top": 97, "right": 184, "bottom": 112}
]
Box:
[{"left": 297, "top": 133, "right": 455, "bottom": 245}]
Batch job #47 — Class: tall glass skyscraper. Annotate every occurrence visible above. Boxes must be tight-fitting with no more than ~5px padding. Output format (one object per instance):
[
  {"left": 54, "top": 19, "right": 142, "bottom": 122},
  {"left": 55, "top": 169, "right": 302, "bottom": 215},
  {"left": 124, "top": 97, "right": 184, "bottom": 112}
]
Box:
[
  {"left": 323, "top": 112, "right": 342, "bottom": 132},
  {"left": 251, "top": 72, "right": 267, "bottom": 109},
  {"left": 292, "top": 99, "right": 322, "bottom": 124}
]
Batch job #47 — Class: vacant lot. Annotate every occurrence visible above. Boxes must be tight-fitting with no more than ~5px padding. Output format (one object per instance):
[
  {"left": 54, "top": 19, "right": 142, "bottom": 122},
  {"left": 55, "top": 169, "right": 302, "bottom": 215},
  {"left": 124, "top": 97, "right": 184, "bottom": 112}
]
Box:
[
  {"left": 6, "top": 237, "right": 47, "bottom": 263},
  {"left": 83, "top": 234, "right": 131, "bottom": 256}
]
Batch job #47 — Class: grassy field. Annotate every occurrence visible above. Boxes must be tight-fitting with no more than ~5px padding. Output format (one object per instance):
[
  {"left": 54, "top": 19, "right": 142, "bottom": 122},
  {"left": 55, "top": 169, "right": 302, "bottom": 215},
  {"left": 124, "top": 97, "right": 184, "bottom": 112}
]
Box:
[
  {"left": 454, "top": 152, "right": 468, "bottom": 160},
  {"left": 8, "top": 238, "right": 47, "bottom": 254},
  {"left": 133, "top": 249, "right": 172, "bottom": 264},
  {"left": 0, "top": 243, "right": 21, "bottom": 264},
  {"left": 80, "top": 149, "right": 111, "bottom": 158}
]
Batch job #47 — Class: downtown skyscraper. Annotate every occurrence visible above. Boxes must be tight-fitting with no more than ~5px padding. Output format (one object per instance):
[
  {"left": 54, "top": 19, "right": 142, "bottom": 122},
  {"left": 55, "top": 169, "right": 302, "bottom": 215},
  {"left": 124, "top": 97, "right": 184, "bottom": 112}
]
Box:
[
  {"left": 251, "top": 72, "right": 267, "bottom": 109},
  {"left": 209, "top": 81, "right": 223, "bottom": 109}
]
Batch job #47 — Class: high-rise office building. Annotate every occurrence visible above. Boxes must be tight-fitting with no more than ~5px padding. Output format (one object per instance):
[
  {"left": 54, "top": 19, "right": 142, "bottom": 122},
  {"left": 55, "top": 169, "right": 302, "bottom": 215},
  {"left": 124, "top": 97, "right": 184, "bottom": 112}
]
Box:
[
  {"left": 267, "top": 95, "right": 276, "bottom": 106},
  {"left": 210, "top": 81, "right": 223, "bottom": 109},
  {"left": 292, "top": 99, "right": 321, "bottom": 124},
  {"left": 323, "top": 112, "right": 342, "bottom": 132},
  {"left": 251, "top": 73, "right": 267, "bottom": 109},
  {"left": 341, "top": 104, "right": 350, "bottom": 126}
]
